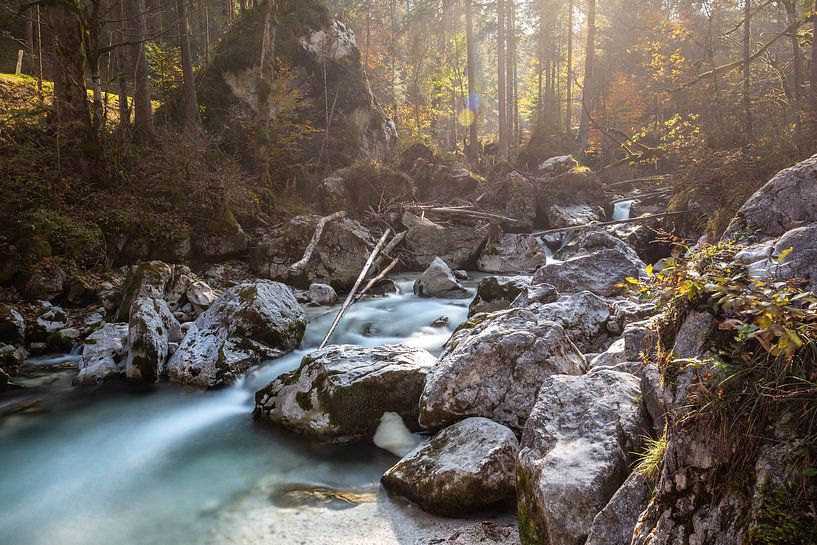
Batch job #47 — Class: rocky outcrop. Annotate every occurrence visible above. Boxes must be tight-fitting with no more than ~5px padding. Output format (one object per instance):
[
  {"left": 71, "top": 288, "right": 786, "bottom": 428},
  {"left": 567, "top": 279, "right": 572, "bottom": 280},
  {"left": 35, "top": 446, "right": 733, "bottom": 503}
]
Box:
[
  {"left": 548, "top": 204, "right": 602, "bottom": 228},
  {"left": 21, "top": 261, "right": 66, "bottom": 301},
  {"left": 251, "top": 215, "right": 374, "bottom": 290},
  {"left": 419, "top": 309, "right": 587, "bottom": 433},
  {"left": 511, "top": 282, "right": 559, "bottom": 310},
  {"left": 517, "top": 369, "right": 647, "bottom": 545},
  {"left": 168, "top": 281, "right": 305, "bottom": 389},
  {"left": 533, "top": 249, "right": 642, "bottom": 296},
  {"left": 254, "top": 344, "right": 435, "bottom": 442},
  {"left": 305, "top": 283, "right": 339, "bottom": 306},
  {"left": 190, "top": 210, "right": 250, "bottom": 260},
  {"left": 468, "top": 276, "right": 530, "bottom": 317},
  {"left": 75, "top": 323, "right": 129, "bottom": 385},
  {"left": 734, "top": 223, "right": 817, "bottom": 291},
  {"left": 538, "top": 155, "right": 577, "bottom": 176},
  {"left": 723, "top": 153, "right": 817, "bottom": 240},
  {"left": 476, "top": 234, "right": 548, "bottom": 273},
  {"left": 402, "top": 212, "right": 489, "bottom": 269},
  {"left": 125, "top": 297, "right": 182, "bottom": 383},
  {"left": 116, "top": 261, "right": 174, "bottom": 322},
  {"left": 413, "top": 257, "right": 469, "bottom": 298},
  {"left": 381, "top": 417, "right": 518, "bottom": 515}
]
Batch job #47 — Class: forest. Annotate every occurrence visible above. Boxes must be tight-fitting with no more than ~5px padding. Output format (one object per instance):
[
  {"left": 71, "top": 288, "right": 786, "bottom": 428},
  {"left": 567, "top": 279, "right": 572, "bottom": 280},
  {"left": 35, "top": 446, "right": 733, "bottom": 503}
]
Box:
[{"left": 0, "top": 1, "right": 815, "bottom": 544}]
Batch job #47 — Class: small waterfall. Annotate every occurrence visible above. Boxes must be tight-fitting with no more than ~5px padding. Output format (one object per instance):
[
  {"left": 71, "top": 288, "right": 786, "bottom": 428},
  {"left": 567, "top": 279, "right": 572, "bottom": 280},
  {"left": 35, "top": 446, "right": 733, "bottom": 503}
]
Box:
[{"left": 612, "top": 199, "right": 636, "bottom": 221}]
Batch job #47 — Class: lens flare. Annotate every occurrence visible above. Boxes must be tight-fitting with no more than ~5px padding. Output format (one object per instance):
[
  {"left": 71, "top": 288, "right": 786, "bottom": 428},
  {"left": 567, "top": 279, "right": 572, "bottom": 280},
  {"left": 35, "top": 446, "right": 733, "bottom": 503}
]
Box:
[{"left": 458, "top": 108, "right": 475, "bottom": 127}]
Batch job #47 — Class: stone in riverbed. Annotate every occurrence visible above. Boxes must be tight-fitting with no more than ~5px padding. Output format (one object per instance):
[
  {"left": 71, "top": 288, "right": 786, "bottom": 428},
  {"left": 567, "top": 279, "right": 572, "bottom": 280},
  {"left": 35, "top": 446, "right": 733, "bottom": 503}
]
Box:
[
  {"left": 532, "top": 291, "right": 612, "bottom": 352},
  {"left": 0, "top": 305, "right": 25, "bottom": 345},
  {"left": 517, "top": 369, "right": 647, "bottom": 545},
  {"left": 414, "top": 257, "right": 468, "bottom": 299},
  {"left": 476, "top": 234, "right": 548, "bottom": 274},
  {"left": 402, "top": 212, "right": 489, "bottom": 270},
  {"left": 533, "top": 249, "right": 642, "bottom": 296},
  {"left": 75, "top": 323, "right": 129, "bottom": 385},
  {"left": 305, "top": 283, "right": 338, "bottom": 306},
  {"left": 381, "top": 417, "right": 518, "bottom": 516},
  {"left": 116, "top": 261, "right": 174, "bottom": 322},
  {"left": 254, "top": 344, "right": 436, "bottom": 442},
  {"left": 511, "top": 282, "right": 559, "bottom": 310},
  {"left": 186, "top": 280, "right": 218, "bottom": 313},
  {"left": 548, "top": 204, "right": 601, "bottom": 228},
  {"left": 419, "top": 309, "right": 587, "bottom": 433},
  {"left": 468, "top": 276, "right": 530, "bottom": 317},
  {"left": 167, "top": 281, "right": 305, "bottom": 389},
  {"left": 125, "top": 297, "right": 182, "bottom": 384}
]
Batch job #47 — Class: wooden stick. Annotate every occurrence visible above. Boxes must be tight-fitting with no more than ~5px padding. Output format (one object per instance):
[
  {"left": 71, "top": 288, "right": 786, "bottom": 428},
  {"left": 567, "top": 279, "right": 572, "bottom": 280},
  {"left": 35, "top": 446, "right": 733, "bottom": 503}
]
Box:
[
  {"left": 319, "top": 229, "right": 392, "bottom": 349},
  {"left": 605, "top": 175, "right": 673, "bottom": 188},
  {"left": 290, "top": 211, "right": 346, "bottom": 271},
  {"left": 354, "top": 257, "right": 399, "bottom": 303},
  {"left": 530, "top": 210, "right": 693, "bottom": 236},
  {"left": 410, "top": 206, "right": 519, "bottom": 224}
]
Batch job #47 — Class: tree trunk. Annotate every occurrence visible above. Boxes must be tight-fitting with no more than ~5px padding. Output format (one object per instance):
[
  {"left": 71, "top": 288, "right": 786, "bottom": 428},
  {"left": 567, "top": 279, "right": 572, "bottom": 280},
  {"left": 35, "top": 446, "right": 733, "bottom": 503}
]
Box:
[
  {"left": 257, "top": 0, "right": 279, "bottom": 190},
  {"left": 465, "top": 0, "right": 479, "bottom": 165},
  {"left": 177, "top": 0, "right": 199, "bottom": 127},
  {"left": 742, "top": 0, "right": 753, "bottom": 143},
  {"left": 126, "top": 0, "right": 155, "bottom": 141},
  {"left": 565, "top": 0, "right": 573, "bottom": 135},
  {"left": 782, "top": 0, "right": 803, "bottom": 151},
  {"left": 50, "top": 5, "right": 90, "bottom": 135},
  {"left": 811, "top": 0, "right": 817, "bottom": 143},
  {"left": 509, "top": 2, "right": 519, "bottom": 152},
  {"left": 498, "top": 0, "right": 507, "bottom": 160},
  {"left": 577, "top": 0, "right": 595, "bottom": 153}
]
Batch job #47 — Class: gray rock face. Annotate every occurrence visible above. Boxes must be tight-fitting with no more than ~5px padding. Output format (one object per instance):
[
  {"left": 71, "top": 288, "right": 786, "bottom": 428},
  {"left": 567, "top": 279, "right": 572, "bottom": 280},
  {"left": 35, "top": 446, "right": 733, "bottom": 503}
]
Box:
[
  {"left": 191, "top": 218, "right": 249, "bottom": 260},
  {"left": 381, "top": 417, "right": 518, "bottom": 515},
  {"left": 548, "top": 204, "right": 601, "bottom": 228},
  {"left": 585, "top": 472, "right": 651, "bottom": 545},
  {"left": 511, "top": 282, "right": 559, "bottom": 309},
  {"left": 22, "top": 263, "right": 66, "bottom": 301},
  {"left": 623, "top": 319, "right": 659, "bottom": 361},
  {"left": 533, "top": 291, "right": 611, "bottom": 352},
  {"left": 723, "top": 153, "right": 817, "bottom": 240},
  {"left": 254, "top": 344, "right": 436, "bottom": 442},
  {"left": 538, "top": 155, "right": 577, "bottom": 176},
  {"left": 186, "top": 281, "right": 218, "bottom": 313},
  {"left": 590, "top": 337, "right": 627, "bottom": 369},
  {"left": 412, "top": 159, "right": 480, "bottom": 203},
  {"left": 251, "top": 215, "right": 374, "bottom": 291},
  {"left": 75, "top": 323, "right": 129, "bottom": 385},
  {"left": 501, "top": 172, "right": 537, "bottom": 230},
  {"left": 476, "top": 234, "right": 548, "bottom": 274},
  {"left": 419, "top": 309, "right": 587, "bottom": 433},
  {"left": 556, "top": 228, "right": 643, "bottom": 265},
  {"left": 32, "top": 306, "right": 69, "bottom": 342},
  {"left": 533, "top": 249, "right": 642, "bottom": 296},
  {"left": 168, "top": 281, "right": 305, "bottom": 389},
  {"left": 306, "top": 283, "right": 339, "bottom": 306},
  {"left": 316, "top": 174, "right": 350, "bottom": 213},
  {"left": 734, "top": 223, "right": 817, "bottom": 292},
  {"left": 468, "top": 276, "right": 530, "bottom": 317},
  {"left": 414, "top": 257, "right": 469, "bottom": 298},
  {"left": 517, "top": 369, "right": 647, "bottom": 545},
  {"left": 125, "top": 298, "right": 182, "bottom": 383},
  {"left": 403, "top": 212, "right": 489, "bottom": 270},
  {"left": 0, "top": 305, "right": 25, "bottom": 345},
  {"left": 0, "top": 343, "right": 27, "bottom": 371},
  {"left": 116, "top": 261, "right": 174, "bottom": 322}
]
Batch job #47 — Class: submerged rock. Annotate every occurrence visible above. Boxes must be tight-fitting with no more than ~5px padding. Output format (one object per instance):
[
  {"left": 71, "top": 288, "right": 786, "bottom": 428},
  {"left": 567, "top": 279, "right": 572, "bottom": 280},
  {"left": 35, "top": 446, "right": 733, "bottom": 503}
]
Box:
[
  {"left": 168, "top": 281, "right": 305, "bottom": 389},
  {"left": 75, "top": 323, "right": 129, "bottom": 385},
  {"left": 381, "top": 417, "right": 518, "bottom": 516},
  {"left": 254, "top": 344, "right": 436, "bottom": 442},
  {"left": 419, "top": 309, "right": 587, "bottom": 433},
  {"left": 517, "top": 369, "right": 647, "bottom": 545},
  {"left": 468, "top": 276, "right": 530, "bottom": 317},
  {"left": 476, "top": 234, "right": 548, "bottom": 274},
  {"left": 413, "top": 257, "right": 469, "bottom": 298},
  {"left": 251, "top": 215, "right": 373, "bottom": 291},
  {"left": 125, "top": 297, "right": 182, "bottom": 384}
]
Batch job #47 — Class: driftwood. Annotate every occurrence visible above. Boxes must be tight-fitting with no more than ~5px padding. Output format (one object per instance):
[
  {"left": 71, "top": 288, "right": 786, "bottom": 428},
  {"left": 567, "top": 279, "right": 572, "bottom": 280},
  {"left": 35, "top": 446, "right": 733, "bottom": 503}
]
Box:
[
  {"left": 354, "top": 257, "right": 399, "bottom": 303},
  {"left": 319, "top": 228, "right": 392, "bottom": 350},
  {"left": 530, "top": 210, "right": 693, "bottom": 236},
  {"left": 609, "top": 190, "right": 672, "bottom": 204},
  {"left": 605, "top": 175, "right": 673, "bottom": 188},
  {"left": 408, "top": 205, "right": 519, "bottom": 224},
  {"left": 290, "top": 211, "right": 346, "bottom": 271}
]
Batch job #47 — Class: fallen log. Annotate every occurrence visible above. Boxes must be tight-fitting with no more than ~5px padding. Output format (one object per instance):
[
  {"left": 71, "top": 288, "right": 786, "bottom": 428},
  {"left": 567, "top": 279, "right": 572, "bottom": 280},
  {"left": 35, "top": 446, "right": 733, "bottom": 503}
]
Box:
[
  {"left": 319, "top": 228, "right": 392, "bottom": 349},
  {"left": 605, "top": 175, "right": 673, "bottom": 188},
  {"left": 530, "top": 210, "right": 694, "bottom": 236},
  {"left": 408, "top": 205, "right": 519, "bottom": 224},
  {"left": 354, "top": 257, "right": 399, "bottom": 303},
  {"left": 290, "top": 211, "right": 346, "bottom": 272}
]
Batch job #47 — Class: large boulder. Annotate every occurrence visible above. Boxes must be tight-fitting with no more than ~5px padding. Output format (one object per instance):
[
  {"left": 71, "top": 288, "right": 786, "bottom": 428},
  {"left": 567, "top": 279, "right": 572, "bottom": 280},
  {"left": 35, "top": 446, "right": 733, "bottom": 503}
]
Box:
[
  {"left": 500, "top": 172, "right": 537, "bottom": 230},
  {"left": 116, "top": 261, "right": 174, "bottom": 322},
  {"left": 75, "top": 323, "right": 129, "bottom": 385},
  {"left": 533, "top": 249, "right": 642, "bottom": 296},
  {"left": 517, "top": 369, "right": 648, "bottom": 545},
  {"left": 381, "top": 417, "right": 518, "bottom": 515},
  {"left": 548, "top": 204, "right": 602, "bottom": 228},
  {"left": 533, "top": 291, "right": 612, "bottom": 352},
  {"left": 413, "top": 257, "right": 469, "bottom": 298},
  {"left": 468, "top": 276, "right": 530, "bottom": 317},
  {"left": 190, "top": 209, "right": 250, "bottom": 260},
  {"left": 723, "top": 153, "right": 817, "bottom": 240},
  {"left": 411, "top": 159, "right": 481, "bottom": 203},
  {"left": 555, "top": 228, "right": 643, "bottom": 265},
  {"left": 168, "top": 281, "right": 305, "bottom": 389},
  {"left": 402, "top": 212, "right": 489, "bottom": 270},
  {"left": 538, "top": 155, "right": 577, "bottom": 176},
  {"left": 21, "top": 261, "right": 66, "bottom": 301},
  {"left": 251, "top": 215, "right": 374, "bottom": 291},
  {"left": 0, "top": 305, "right": 25, "bottom": 345},
  {"left": 419, "top": 309, "right": 587, "bottom": 433},
  {"left": 734, "top": 223, "right": 817, "bottom": 292},
  {"left": 254, "top": 344, "right": 436, "bottom": 442},
  {"left": 585, "top": 472, "right": 651, "bottom": 545},
  {"left": 125, "top": 298, "right": 182, "bottom": 384},
  {"left": 476, "top": 234, "right": 548, "bottom": 274}
]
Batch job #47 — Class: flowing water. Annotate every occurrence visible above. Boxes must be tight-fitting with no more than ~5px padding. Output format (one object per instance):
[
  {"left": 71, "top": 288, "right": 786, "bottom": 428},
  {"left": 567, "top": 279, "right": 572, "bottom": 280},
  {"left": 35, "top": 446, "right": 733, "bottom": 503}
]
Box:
[
  {"left": 612, "top": 199, "right": 636, "bottom": 221},
  {"left": 0, "top": 275, "right": 492, "bottom": 545}
]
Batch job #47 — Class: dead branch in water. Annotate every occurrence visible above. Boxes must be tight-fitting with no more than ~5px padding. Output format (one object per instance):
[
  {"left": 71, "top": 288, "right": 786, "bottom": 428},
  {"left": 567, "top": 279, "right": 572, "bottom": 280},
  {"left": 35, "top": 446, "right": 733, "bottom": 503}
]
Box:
[
  {"left": 290, "top": 211, "right": 346, "bottom": 272},
  {"left": 530, "top": 210, "right": 694, "bottom": 236},
  {"left": 354, "top": 257, "right": 399, "bottom": 302},
  {"left": 319, "top": 228, "right": 392, "bottom": 350}
]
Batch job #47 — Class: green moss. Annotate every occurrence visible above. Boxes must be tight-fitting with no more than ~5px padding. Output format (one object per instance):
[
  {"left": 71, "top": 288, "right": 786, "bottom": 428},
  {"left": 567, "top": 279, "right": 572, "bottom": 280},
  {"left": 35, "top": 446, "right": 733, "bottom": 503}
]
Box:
[{"left": 454, "top": 313, "right": 488, "bottom": 334}]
